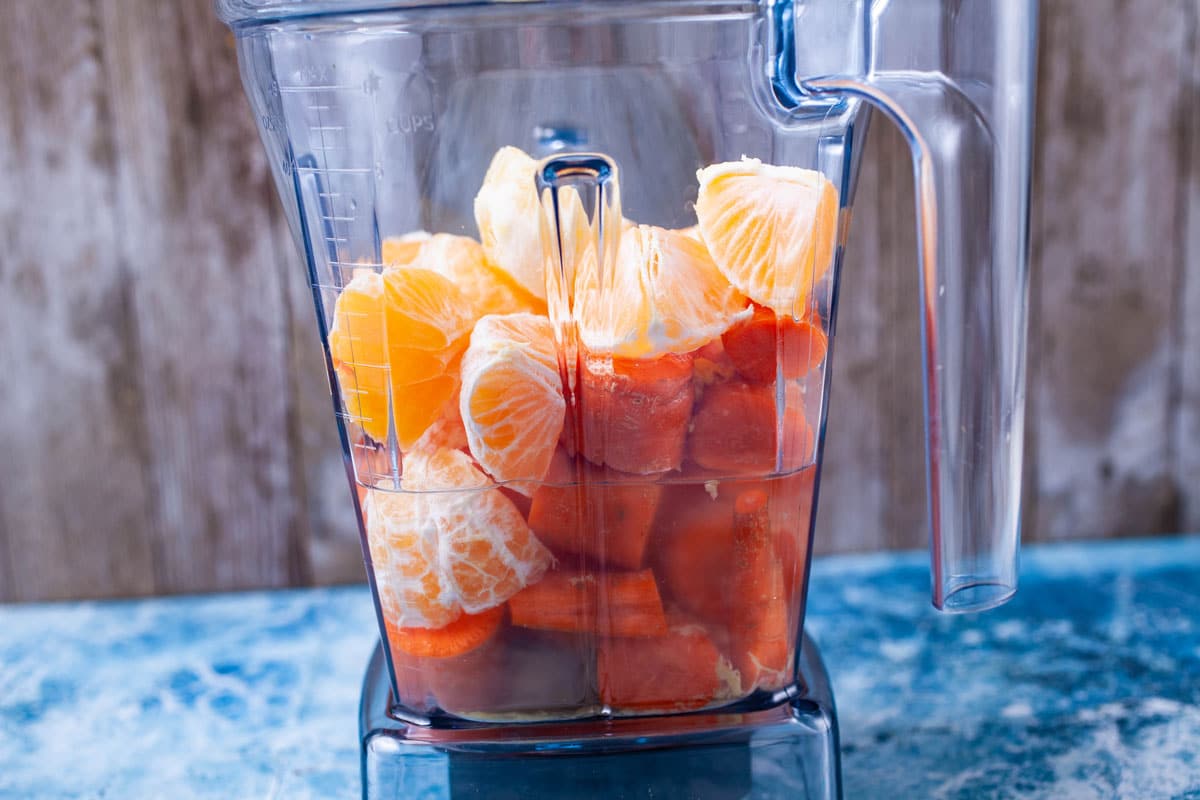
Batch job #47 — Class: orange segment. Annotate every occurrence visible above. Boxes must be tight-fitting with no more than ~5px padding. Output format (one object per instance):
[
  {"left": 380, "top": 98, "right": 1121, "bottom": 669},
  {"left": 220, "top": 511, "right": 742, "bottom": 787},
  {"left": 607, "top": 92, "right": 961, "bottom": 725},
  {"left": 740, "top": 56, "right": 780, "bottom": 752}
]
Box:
[
  {"left": 460, "top": 313, "right": 565, "bottom": 492},
  {"left": 383, "top": 266, "right": 475, "bottom": 353},
  {"left": 384, "top": 231, "right": 544, "bottom": 317},
  {"left": 575, "top": 224, "right": 749, "bottom": 359},
  {"left": 386, "top": 605, "right": 505, "bottom": 659},
  {"left": 327, "top": 267, "right": 474, "bottom": 448},
  {"left": 328, "top": 271, "right": 390, "bottom": 442},
  {"left": 695, "top": 158, "right": 838, "bottom": 317},
  {"left": 415, "top": 448, "right": 552, "bottom": 614},
  {"left": 381, "top": 230, "right": 430, "bottom": 267},
  {"left": 366, "top": 448, "right": 552, "bottom": 629},
  {"left": 365, "top": 487, "right": 457, "bottom": 629},
  {"left": 474, "top": 146, "right": 591, "bottom": 303}
]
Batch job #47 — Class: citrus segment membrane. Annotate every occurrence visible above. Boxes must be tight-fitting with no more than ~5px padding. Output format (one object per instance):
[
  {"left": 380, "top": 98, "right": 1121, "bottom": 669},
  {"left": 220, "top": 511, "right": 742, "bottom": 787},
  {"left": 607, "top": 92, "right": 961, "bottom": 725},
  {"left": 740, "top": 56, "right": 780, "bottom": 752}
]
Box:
[
  {"left": 696, "top": 158, "right": 838, "bottom": 317},
  {"left": 327, "top": 267, "right": 474, "bottom": 450},
  {"left": 574, "top": 224, "right": 749, "bottom": 359},
  {"left": 475, "top": 146, "right": 592, "bottom": 304},
  {"left": 384, "top": 231, "right": 543, "bottom": 317},
  {"left": 366, "top": 448, "right": 552, "bottom": 629},
  {"left": 459, "top": 313, "right": 565, "bottom": 492},
  {"left": 328, "top": 271, "right": 390, "bottom": 442}
]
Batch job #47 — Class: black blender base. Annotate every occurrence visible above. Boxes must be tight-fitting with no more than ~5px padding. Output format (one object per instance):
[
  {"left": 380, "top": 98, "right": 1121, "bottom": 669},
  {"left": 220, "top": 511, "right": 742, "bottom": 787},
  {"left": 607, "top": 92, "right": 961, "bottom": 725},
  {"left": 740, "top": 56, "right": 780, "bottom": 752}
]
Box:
[{"left": 359, "top": 633, "right": 841, "bottom": 800}]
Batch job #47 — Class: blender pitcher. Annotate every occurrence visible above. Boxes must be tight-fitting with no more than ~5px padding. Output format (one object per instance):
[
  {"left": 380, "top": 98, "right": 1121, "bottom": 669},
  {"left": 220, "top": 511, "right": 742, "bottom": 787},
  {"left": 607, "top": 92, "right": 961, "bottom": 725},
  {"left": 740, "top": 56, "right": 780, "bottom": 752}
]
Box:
[{"left": 218, "top": 0, "right": 1035, "bottom": 796}]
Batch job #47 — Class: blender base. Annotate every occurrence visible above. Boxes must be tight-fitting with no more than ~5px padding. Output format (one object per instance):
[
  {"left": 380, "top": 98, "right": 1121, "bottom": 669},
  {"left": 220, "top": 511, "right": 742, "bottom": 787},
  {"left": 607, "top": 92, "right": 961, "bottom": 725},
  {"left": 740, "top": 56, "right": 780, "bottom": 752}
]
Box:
[{"left": 359, "top": 632, "right": 841, "bottom": 799}]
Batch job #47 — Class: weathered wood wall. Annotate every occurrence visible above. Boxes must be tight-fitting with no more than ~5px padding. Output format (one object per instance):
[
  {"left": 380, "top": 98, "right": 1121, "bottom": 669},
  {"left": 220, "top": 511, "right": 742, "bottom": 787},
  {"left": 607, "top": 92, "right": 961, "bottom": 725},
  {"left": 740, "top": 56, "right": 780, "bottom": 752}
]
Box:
[{"left": 0, "top": 0, "right": 1196, "bottom": 601}]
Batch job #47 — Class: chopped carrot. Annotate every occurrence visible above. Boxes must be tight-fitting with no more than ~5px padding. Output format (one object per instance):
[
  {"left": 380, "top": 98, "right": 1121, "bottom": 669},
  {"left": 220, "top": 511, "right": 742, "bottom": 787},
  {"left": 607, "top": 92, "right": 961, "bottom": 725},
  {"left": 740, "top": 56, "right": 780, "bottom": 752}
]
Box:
[
  {"left": 650, "top": 483, "right": 738, "bottom": 621},
  {"left": 730, "top": 491, "right": 790, "bottom": 690},
  {"left": 598, "top": 621, "right": 731, "bottom": 711},
  {"left": 687, "top": 381, "right": 813, "bottom": 474},
  {"left": 773, "top": 468, "right": 816, "bottom": 598},
  {"left": 509, "top": 569, "right": 668, "bottom": 637},
  {"left": 722, "top": 304, "right": 828, "bottom": 384},
  {"left": 601, "top": 570, "right": 670, "bottom": 637},
  {"left": 574, "top": 352, "right": 695, "bottom": 474},
  {"left": 529, "top": 449, "right": 663, "bottom": 569},
  {"left": 508, "top": 572, "right": 597, "bottom": 634},
  {"left": 386, "top": 605, "right": 505, "bottom": 659}
]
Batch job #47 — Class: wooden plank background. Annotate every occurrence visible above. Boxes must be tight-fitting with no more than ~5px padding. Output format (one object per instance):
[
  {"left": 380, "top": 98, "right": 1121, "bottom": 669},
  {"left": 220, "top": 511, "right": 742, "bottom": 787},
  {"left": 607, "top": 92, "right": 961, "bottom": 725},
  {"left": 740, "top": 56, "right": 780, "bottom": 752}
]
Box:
[{"left": 0, "top": 0, "right": 1196, "bottom": 601}]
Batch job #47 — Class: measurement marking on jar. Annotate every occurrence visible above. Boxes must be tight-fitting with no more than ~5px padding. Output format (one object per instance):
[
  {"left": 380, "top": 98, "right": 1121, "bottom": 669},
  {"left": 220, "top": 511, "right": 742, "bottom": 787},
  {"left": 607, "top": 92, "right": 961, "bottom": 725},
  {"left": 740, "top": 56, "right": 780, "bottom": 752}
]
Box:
[
  {"left": 328, "top": 261, "right": 385, "bottom": 270},
  {"left": 295, "top": 166, "right": 371, "bottom": 175},
  {"left": 278, "top": 84, "right": 354, "bottom": 93}
]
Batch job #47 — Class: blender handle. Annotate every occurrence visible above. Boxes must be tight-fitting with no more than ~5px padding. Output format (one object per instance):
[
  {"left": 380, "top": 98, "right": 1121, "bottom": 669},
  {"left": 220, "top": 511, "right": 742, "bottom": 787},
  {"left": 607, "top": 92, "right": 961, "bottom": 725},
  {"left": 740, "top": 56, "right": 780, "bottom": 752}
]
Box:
[{"left": 802, "top": 16, "right": 1035, "bottom": 611}]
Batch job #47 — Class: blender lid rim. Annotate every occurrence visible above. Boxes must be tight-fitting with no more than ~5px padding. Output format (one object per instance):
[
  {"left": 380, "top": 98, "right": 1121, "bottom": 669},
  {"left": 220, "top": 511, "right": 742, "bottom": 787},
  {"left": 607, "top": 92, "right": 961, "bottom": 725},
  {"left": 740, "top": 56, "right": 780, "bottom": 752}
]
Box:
[{"left": 216, "top": 0, "right": 725, "bottom": 28}]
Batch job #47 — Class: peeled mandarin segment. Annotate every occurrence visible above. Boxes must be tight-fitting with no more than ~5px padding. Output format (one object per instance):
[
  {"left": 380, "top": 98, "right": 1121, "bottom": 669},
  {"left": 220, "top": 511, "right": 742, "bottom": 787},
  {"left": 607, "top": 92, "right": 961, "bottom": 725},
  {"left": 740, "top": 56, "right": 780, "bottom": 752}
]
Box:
[
  {"left": 460, "top": 313, "right": 565, "bottom": 492},
  {"left": 369, "top": 448, "right": 551, "bottom": 630},
  {"left": 721, "top": 304, "right": 829, "bottom": 384},
  {"left": 384, "top": 266, "right": 475, "bottom": 351},
  {"left": 687, "top": 381, "right": 814, "bottom": 474},
  {"left": 382, "top": 267, "right": 475, "bottom": 449},
  {"left": 598, "top": 622, "right": 732, "bottom": 712},
  {"left": 406, "top": 449, "right": 553, "bottom": 615},
  {"left": 576, "top": 353, "right": 694, "bottom": 475},
  {"left": 528, "top": 449, "right": 663, "bottom": 570},
  {"left": 386, "top": 605, "right": 505, "bottom": 659},
  {"left": 408, "top": 404, "right": 469, "bottom": 457},
  {"left": 404, "top": 232, "right": 545, "bottom": 317},
  {"left": 695, "top": 158, "right": 838, "bottom": 317},
  {"left": 366, "top": 487, "right": 460, "bottom": 629},
  {"left": 474, "top": 145, "right": 589, "bottom": 303},
  {"left": 328, "top": 271, "right": 390, "bottom": 442},
  {"left": 381, "top": 231, "right": 431, "bottom": 267},
  {"left": 575, "top": 224, "right": 750, "bottom": 359},
  {"left": 391, "top": 376, "right": 460, "bottom": 454}
]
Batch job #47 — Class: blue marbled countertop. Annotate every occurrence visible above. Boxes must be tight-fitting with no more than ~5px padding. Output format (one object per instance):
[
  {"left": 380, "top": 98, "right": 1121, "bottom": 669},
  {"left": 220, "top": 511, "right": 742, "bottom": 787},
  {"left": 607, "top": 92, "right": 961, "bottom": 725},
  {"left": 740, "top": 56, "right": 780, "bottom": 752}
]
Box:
[{"left": 3, "top": 537, "right": 1199, "bottom": 799}]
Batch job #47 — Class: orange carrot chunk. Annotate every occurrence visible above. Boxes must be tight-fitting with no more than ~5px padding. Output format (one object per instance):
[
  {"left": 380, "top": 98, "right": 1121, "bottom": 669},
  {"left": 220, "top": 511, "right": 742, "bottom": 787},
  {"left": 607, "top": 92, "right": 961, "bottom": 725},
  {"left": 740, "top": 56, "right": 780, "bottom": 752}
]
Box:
[
  {"left": 601, "top": 570, "right": 670, "bottom": 638},
  {"left": 730, "top": 491, "right": 790, "bottom": 690},
  {"left": 508, "top": 572, "right": 597, "bottom": 634},
  {"left": 509, "top": 569, "right": 668, "bottom": 637},
  {"left": 651, "top": 483, "right": 738, "bottom": 621},
  {"left": 575, "top": 353, "right": 695, "bottom": 474},
  {"left": 598, "top": 623, "right": 727, "bottom": 711},
  {"left": 721, "top": 304, "right": 828, "bottom": 385},
  {"left": 687, "top": 381, "right": 813, "bottom": 474},
  {"left": 387, "top": 604, "right": 505, "bottom": 659},
  {"left": 529, "top": 449, "right": 663, "bottom": 570}
]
